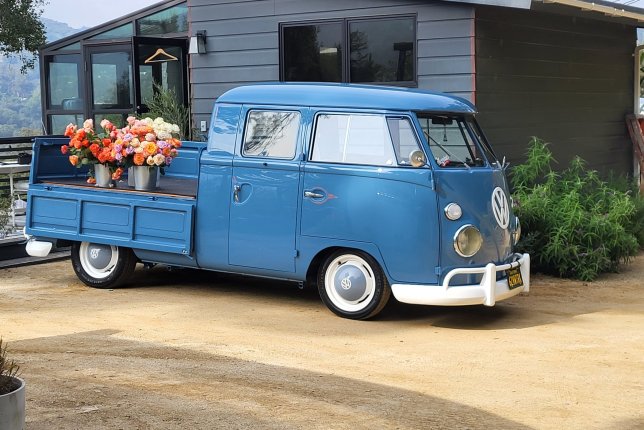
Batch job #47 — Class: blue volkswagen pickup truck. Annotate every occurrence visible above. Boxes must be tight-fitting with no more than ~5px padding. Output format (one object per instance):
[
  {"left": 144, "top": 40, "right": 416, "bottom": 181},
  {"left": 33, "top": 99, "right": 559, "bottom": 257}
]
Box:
[{"left": 24, "top": 83, "right": 529, "bottom": 320}]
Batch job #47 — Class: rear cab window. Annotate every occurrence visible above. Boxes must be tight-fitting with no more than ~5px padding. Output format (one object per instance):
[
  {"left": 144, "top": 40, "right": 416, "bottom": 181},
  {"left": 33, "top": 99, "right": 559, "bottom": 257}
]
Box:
[{"left": 242, "top": 110, "right": 301, "bottom": 159}]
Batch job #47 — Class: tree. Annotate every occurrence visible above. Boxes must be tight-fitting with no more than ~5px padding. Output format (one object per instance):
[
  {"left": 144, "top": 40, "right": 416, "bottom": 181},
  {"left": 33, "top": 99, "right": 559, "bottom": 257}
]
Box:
[{"left": 0, "top": 0, "right": 46, "bottom": 73}]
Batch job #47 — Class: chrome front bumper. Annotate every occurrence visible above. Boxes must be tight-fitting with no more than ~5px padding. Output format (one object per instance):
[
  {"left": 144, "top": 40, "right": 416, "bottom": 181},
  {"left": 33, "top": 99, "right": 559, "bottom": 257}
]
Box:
[{"left": 391, "top": 253, "right": 530, "bottom": 306}]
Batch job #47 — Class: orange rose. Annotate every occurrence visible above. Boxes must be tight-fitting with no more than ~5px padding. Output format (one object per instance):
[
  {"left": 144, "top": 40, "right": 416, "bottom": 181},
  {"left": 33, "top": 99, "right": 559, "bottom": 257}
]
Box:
[
  {"left": 69, "top": 155, "right": 79, "bottom": 166},
  {"left": 112, "top": 167, "right": 123, "bottom": 180},
  {"left": 133, "top": 153, "right": 145, "bottom": 166},
  {"left": 143, "top": 142, "right": 158, "bottom": 156},
  {"left": 103, "top": 138, "right": 111, "bottom": 146},
  {"left": 61, "top": 145, "right": 68, "bottom": 154},
  {"left": 72, "top": 139, "right": 82, "bottom": 149},
  {"left": 89, "top": 143, "right": 100, "bottom": 155},
  {"left": 87, "top": 177, "right": 96, "bottom": 184},
  {"left": 64, "top": 124, "right": 76, "bottom": 137}
]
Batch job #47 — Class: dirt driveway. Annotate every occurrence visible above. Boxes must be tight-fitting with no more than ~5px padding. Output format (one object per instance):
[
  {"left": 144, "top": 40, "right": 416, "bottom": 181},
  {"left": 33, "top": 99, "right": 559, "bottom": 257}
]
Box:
[{"left": 1, "top": 254, "right": 642, "bottom": 429}]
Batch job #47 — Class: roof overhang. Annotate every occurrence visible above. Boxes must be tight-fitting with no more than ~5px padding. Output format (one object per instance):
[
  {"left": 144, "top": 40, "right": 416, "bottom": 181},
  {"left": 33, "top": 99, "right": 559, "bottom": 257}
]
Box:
[
  {"left": 534, "top": 0, "right": 644, "bottom": 23},
  {"left": 447, "top": 0, "right": 644, "bottom": 23}
]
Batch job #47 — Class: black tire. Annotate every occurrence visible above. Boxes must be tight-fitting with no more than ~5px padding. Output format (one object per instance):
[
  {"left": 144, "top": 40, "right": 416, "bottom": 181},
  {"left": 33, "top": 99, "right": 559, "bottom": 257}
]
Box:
[
  {"left": 317, "top": 249, "right": 391, "bottom": 320},
  {"left": 71, "top": 241, "right": 137, "bottom": 289}
]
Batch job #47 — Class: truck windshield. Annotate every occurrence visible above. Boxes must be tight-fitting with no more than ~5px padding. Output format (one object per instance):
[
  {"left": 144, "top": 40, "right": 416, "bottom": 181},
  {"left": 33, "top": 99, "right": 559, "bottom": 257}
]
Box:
[{"left": 416, "top": 114, "right": 488, "bottom": 168}]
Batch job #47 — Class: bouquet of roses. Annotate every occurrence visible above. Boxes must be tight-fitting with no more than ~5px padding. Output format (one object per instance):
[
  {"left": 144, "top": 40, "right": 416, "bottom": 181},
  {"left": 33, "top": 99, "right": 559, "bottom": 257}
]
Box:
[
  {"left": 62, "top": 116, "right": 181, "bottom": 184},
  {"left": 62, "top": 119, "right": 124, "bottom": 183},
  {"left": 118, "top": 116, "right": 182, "bottom": 169}
]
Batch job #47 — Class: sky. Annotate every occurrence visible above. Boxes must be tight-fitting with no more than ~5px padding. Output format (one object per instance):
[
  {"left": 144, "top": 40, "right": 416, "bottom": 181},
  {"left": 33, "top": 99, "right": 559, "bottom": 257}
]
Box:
[{"left": 42, "top": 0, "right": 161, "bottom": 29}]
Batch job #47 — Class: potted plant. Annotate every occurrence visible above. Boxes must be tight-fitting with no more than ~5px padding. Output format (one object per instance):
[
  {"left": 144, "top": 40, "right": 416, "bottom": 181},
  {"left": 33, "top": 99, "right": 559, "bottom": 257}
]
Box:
[{"left": 0, "top": 338, "right": 25, "bottom": 430}]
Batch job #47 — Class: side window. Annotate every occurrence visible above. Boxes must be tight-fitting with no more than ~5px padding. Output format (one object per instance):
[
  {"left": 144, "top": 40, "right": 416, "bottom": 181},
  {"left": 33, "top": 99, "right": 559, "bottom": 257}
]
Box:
[
  {"left": 311, "top": 114, "right": 396, "bottom": 166},
  {"left": 386, "top": 117, "right": 422, "bottom": 165},
  {"left": 242, "top": 110, "right": 300, "bottom": 159}
]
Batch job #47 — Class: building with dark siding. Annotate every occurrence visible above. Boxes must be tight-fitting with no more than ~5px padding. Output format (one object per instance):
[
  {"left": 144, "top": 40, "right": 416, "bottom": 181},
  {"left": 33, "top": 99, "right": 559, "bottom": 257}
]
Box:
[{"left": 39, "top": 0, "right": 644, "bottom": 176}]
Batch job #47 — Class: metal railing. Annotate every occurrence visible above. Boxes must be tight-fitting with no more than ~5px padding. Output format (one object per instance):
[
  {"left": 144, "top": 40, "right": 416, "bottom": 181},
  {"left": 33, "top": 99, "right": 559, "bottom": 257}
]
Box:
[{"left": 0, "top": 136, "right": 40, "bottom": 197}]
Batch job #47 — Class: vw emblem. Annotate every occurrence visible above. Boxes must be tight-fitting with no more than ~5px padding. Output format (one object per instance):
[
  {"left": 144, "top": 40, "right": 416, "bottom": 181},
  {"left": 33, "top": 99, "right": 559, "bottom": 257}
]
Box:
[
  {"left": 340, "top": 277, "right": 352, "bottom": 290},
  {"left": 491, "top": 187, "right": 510, "bottom": 229},
  {"left": 90, "top": 248, "right": 100, "bottom": 259}
]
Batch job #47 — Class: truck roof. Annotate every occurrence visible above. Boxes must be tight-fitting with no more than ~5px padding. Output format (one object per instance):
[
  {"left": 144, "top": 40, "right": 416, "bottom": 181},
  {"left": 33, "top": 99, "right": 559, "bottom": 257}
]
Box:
[{"left": 217, "top": 83, "right": 477, "bottom": 114}]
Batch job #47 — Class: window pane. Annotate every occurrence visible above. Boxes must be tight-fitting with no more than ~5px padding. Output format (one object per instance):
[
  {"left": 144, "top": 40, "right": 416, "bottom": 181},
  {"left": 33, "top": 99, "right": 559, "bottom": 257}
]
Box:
[
  {"left": 50, "top": 114, "right": 84, "bottom": 135},
  {"left": 243, "top": 111, "right": 300, "bottom": 159},
  {"left": 89, "top": 23, "right": 133, "bottom": 40},
  {"left": 282, "top": 22, "right": 342, "bottom": 82},
  {"left": 312, "top": 114, "right": 396, "bottom": 166},
  {"left": 349, "top": 17, "right": 414, "bottom": 83},
  {"left": 137, "top": 4, "right": 188, "bottom": 35},
  {"left": 417, "top": 116, "right": 484, "bottom": 167},
  {"left": 91, "top": 52, "right": 133, "bottom": 109},
  {"left": 94, "top": 113, "right": 128, "bottom": 129},
  {"left": 55, "top": 42, "right": 80, "bottom": 51},
  {"left": 386, "top": 118, "right": 421, "bottom": 165},
  {"left": 47, "top": 55, "right": 81, "bottom": 109}
]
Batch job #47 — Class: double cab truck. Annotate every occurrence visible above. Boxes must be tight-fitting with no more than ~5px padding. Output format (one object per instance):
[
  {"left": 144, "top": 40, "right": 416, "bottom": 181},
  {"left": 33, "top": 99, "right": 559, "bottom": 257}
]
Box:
[{"left": 24, "top": 83, "right": 529, "bottom": 320}]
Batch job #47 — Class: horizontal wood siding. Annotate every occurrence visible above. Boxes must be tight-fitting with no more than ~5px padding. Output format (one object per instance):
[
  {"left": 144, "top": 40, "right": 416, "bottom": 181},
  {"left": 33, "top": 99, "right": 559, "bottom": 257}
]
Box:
[
  {"left": 475, "top": 6, "right": 636, "bottom": 174},
  {"left": 188, "top": 0, "right": 475, "bottom": 126}
]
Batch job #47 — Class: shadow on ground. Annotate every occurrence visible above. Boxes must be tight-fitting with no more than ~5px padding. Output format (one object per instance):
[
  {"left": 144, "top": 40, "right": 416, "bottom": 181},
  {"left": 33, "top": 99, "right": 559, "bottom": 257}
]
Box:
[
  {"left": 114, "top": 263, "right": 638, "bottom": 331},
  {"left": 13, "top": 330, "right": 532, "bottom": 430}
]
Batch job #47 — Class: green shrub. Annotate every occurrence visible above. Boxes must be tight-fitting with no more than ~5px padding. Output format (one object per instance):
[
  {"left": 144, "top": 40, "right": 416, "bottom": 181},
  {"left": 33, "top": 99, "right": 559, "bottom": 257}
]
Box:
[
  {"left": 511, "top": 137, "right": 639, "bottom": 281},
  {"left": 0, "top": 196, "right": 10, "bottom": 238}
]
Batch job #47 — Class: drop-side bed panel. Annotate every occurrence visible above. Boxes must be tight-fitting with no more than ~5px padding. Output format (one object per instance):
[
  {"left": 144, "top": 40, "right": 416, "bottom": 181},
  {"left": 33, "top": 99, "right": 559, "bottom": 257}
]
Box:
[{"left": 26, "top": 186, "right": 194, "bottom": 256}]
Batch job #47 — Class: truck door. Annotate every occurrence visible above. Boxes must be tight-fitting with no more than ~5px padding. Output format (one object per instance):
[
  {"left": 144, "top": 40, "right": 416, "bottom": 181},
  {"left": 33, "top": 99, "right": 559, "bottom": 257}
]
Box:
[
  {"left": 228, "top": 108, "right": 304, "bottom": 272},
  {"left": 301, "top": 113, "right": 440, "bottom": 285}
]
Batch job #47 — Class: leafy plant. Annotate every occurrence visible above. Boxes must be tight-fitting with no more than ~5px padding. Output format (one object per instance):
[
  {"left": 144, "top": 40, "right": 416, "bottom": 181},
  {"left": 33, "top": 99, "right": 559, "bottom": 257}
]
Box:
[
  {"left": 0, "top": 196, "right": 11, "bottom": 238},
  {"left": 511, "top": 137, "right": 639, "bottom": 281},
  {"left": 145, "top": 84, "right": 190, "bottom": 140},
  {"left": 0, "top": 338, "right": 21, "bottom": 395}
]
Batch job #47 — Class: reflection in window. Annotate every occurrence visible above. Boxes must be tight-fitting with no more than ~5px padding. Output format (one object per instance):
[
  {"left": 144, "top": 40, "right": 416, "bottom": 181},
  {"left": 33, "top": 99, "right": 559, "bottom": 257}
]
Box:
[
  {"left": 137, "top": 3, "right": 188, "bottom": 35},
  {"left": 55, "top": 42, "right": 80, "bottom": 51},
  {"left": 280, "top": 16, "right": 415, "bottom": 85},
  {"left": 91, "top": 52, "right": 133, "bottom": 109},
  {"left": 312, "top": 114, "right": 396, "bottom": 166},
  {"left": 386, "top": 118, "right": 422, "bottom": 165},
  {"left": 50, "top": 114, "right": 84, "bottom": 135},
  {"left": 350, "top": 18, "right": 414, "bottom": 83},
  {"left": 94, "top": 113, "right": 127, "bottom": 129},
  {"left": 47, "top": 54, "right": 81, "bottom": 108},
  {"left": 89, "top": 23, "right": 133, "bottom": 40},
  {"left": 282, "top": 22, "right": 342, "bottom": 82},
  {"left": 243, "top": 111, "right": 300, "bottom": 159}
]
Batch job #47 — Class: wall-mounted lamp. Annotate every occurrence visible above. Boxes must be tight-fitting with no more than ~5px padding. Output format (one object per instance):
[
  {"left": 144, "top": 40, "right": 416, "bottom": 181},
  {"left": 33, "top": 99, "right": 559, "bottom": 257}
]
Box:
[{"left": 189, "top": 30, "right": 207, "bottom": 54}]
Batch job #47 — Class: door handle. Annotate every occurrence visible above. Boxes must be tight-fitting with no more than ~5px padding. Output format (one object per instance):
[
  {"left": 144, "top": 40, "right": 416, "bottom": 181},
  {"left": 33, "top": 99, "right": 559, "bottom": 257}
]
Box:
[
  {"left": 304, "top": 191, "right": 324, "bottom": 199},
  {"left": 233, "top": 184, "right": 241, "bottom": 202}
]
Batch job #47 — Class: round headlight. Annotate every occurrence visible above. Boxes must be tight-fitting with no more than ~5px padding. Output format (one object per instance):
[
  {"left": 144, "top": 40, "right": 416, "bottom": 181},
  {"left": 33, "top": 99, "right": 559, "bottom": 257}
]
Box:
[
  {"left": 512, "top": 217, "right": 521, "bottom": 245},
  {"left": 444, "top": 203, "right": 462, "bottom": 220},
  {"left": 454, "top": 225, "right": 483, "bottom": 257}
]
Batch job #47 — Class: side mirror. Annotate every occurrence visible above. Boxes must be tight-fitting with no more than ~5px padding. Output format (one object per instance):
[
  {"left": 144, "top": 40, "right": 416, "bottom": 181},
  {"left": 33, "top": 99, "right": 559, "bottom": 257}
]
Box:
[{"left": 409, "top": 150, "right": 427, "bottom": 168}]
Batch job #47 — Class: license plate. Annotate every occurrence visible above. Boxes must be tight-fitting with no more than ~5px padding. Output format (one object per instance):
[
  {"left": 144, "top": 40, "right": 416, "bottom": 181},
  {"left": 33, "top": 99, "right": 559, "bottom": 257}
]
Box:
[{"left": 506, "top": 266, "right": 524, "bottom": 289}]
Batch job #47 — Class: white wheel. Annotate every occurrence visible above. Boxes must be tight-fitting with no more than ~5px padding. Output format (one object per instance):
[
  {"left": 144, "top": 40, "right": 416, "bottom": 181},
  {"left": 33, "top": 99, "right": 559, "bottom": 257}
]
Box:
[
  {"left": 318, "top": 250, "right": 391, "bottom": 320},
  {"left": 71, "top": 241, "right": 137, "bottom": 288},
  {"left": 78, "top": 242, "right": 120, "bottom": 279}
]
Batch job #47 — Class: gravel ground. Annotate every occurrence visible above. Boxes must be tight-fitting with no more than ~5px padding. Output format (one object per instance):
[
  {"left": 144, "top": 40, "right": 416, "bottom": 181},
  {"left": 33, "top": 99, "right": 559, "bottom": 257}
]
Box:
[{"left": 0, "top": 253, "right": 642, "bottom": 429}]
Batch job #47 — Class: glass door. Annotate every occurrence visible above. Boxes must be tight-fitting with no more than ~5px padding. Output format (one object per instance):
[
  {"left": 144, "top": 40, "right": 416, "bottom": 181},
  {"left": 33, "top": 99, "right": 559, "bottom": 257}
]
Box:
[
  {"left": 85, "top": 43, "right": 135, "bottom": 128},
  {"left": 133, "top": 36, "right": 188, "bottom": 116}
]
